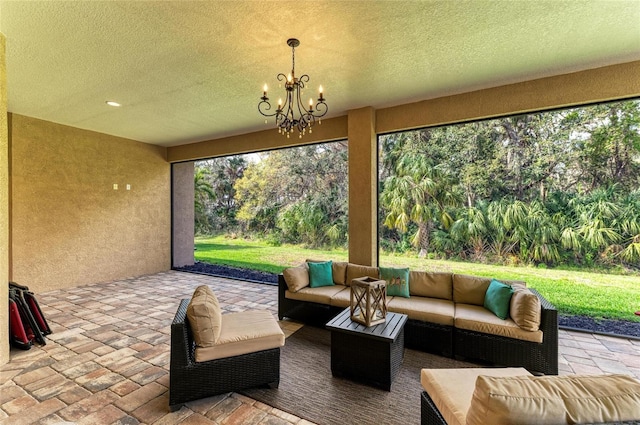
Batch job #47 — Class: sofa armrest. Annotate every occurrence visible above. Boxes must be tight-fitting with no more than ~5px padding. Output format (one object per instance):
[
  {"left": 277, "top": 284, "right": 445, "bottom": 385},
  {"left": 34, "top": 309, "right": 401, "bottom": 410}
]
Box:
[
  {"left": 531, "top": 288, "right": 558, "bottom": 373},
  {"left": 531, "top": 288, "right": 558, "bottom": 336},
  {"left": 278, "top": 274, "right": 288, "bottom": 319}
]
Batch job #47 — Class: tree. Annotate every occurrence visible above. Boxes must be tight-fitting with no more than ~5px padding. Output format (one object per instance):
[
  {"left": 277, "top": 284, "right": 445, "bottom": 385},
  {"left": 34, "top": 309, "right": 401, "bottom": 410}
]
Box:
[
  {"left": 576, "top": 101, "right": 640, "bottom": 192},
  {"left": 194, "top": 167, "right": 215, "bottom": 234},
  {"left": 233, "top": 142, "right": 348, "bottom": 247},
  {"left": 194, "top": 156, "right": 248, "bottom": 233},
  {"left": 380, "top": 131, "right": 461, "bottom": 257}
]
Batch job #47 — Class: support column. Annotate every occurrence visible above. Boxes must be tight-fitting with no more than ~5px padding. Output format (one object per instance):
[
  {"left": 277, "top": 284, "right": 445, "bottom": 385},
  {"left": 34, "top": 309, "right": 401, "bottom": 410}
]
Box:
[
  {"left": 348, "top": 107, "right": 377, "bottom": 266},
  {"left": 1, "top": 32, "right": 10, "bottom": 365},
  {"left": 172, "top": 162, "right": 195, "bottom": 267}
]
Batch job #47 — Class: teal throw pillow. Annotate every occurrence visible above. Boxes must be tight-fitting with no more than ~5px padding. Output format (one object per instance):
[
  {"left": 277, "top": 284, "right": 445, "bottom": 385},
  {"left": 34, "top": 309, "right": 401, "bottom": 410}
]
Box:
[
  {"left": 380, "top": 267, "right": 410, "bottom": 298},
  {"left": 484, "top": 279, "right": 514, "bottom": 320},
  {"left": 308, "top": 261, "right": 334, "bottom": 288}
]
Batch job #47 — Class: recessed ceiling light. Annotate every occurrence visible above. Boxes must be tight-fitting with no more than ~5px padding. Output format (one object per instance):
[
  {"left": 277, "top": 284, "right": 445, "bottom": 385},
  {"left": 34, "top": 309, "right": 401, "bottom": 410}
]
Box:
[{"left": 106, "top": 101, "right": 121, "bottom": 107}]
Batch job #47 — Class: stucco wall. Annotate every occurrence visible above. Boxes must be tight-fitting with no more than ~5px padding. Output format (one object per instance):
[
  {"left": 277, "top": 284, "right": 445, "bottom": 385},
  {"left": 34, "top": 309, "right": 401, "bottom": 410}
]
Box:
[
  {"left": 10, "top": 114, "right": 171, "bottom": 293},
  {"left": 1, "top": 33, "right": 10, "bottom": 365},
  {"left": 172, "top": 161, "right": 195, "bottom": 267},
  {"left": 376, "top": 61, "right": 640, "bottom": 134},
  {"left": 348, "top": 107, "right": 377, "bottom": 266}
]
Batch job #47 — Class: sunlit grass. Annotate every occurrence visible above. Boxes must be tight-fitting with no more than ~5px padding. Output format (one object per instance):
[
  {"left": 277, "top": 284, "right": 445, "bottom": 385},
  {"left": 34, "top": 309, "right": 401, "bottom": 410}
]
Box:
[{"left": 194, "top": 235, "right": 640, "bottom": 322}]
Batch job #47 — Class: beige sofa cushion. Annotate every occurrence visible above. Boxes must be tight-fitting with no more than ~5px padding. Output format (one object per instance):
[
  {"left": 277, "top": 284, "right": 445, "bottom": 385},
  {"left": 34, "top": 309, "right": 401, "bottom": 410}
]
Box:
[
  {"left": 421, "top": 368, "right": 531, "bottom": 425},
  {"left": 194, "top": 310, "right": 285, "bottom": 362},
  {"left": 285, "top": 285, "right": 346, "bottom": 304},
  {"left": 332, "top": 261, "right": 348, "bottom": 285},
  {"left": 329, "top": 286, "right": 353, "bottom": 308},
  {"left": 409, "top": 271, "right": 453, "bottom": 300},
  {"left": 509, "top": 285, "right": 541, "bottom": 331},
  {"left": 387, "top": 296, "right": 454, "bottom": 326},
  {"left": 346, "top": 263, "right": 379, "bottom": 286},
  {"left": 452, "top": 274, "right": 491, "bottom": 305},
  {"left": 282, "top": 264, "right": 310, "bottom": 292},
  {"left": 455, "top": 304, "right": 543, "bottom": 343},
  {"left": 466, "top": 374, "right": 640, "bottom": 425},
  {"left": 186, "top": 285, "right": 222, "bottom": 347},
  {"left": 306, "top": 259, "right": 348, "bottom": 285}
]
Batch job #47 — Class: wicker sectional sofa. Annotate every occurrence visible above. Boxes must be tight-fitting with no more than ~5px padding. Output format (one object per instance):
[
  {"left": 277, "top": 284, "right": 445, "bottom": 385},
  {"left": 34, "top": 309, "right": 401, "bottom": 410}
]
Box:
[{"left": 278, "top": 261, "right": 559, "bottom": 375}]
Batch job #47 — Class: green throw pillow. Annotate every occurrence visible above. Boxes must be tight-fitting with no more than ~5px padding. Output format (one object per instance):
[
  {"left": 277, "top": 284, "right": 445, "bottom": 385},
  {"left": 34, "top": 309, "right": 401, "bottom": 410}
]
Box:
[
  {"left": 380, "top": 267, "right": 410, "bottom": 298},
  {"left": 308, "top": 261, "right": 334, "bottom": 288},
  {"left": 484, "top": 279, "right": 514, "bottom": 320}
]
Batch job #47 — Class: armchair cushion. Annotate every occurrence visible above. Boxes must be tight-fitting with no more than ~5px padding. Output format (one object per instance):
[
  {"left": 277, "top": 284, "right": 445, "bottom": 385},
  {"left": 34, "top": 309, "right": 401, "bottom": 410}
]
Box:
[
  {"left": 194, "top": 310, "right": 285, "bottom": 362},
  {"left": 466, "top": 374, "right": 640, "bottom": 425},
  {"left": 186, "top": 285, "right": 222, "bottom": 347},
  {"left": 420, "top": 368, "right": 531, "bottom": 425}
]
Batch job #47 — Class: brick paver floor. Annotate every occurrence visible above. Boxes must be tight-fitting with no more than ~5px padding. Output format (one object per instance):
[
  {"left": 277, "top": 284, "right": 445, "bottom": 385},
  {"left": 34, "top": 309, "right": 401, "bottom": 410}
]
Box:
[{"left": 1, "top": 270, "right": 639, "bottom": 424}]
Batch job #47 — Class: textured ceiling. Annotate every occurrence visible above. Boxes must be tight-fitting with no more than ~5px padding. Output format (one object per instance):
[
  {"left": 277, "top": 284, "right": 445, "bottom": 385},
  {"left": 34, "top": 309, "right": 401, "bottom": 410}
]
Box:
[{"left": 1, "top": 1, "right": 639, "bottom": 147}]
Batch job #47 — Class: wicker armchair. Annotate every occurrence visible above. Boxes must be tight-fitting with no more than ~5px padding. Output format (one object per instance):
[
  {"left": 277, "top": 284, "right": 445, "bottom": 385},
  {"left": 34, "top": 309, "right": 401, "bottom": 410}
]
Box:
[
  {"left": 421, "top": 385, "right": 640, "bottom": 425},
  {"left": 420, "top": 368, "right": 640, "bottom": 425},
  {"left": 169, "top": 299, "right": 281, "bottom": 411}
]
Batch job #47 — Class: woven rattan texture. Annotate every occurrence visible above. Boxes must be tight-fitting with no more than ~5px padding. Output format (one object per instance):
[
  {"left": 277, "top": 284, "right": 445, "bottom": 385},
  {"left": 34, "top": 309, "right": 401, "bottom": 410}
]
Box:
[
  {"left": 421, "top": 391, "right": 447, "bottom": 425},
  {"left": 330, "top": 325, "right": 405, "bottom": 390},
  {"left": 169, "top": 299, "right": 280, "bottom": 411},
  {"left": 454, "top": 288, "right": 558, "bottom": 375}
]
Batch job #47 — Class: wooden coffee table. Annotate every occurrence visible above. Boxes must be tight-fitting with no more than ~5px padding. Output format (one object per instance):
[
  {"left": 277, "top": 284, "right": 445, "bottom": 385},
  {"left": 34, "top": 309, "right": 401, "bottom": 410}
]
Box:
[{"left": 326, "top": 307, "right": 408, "bottom": 390}]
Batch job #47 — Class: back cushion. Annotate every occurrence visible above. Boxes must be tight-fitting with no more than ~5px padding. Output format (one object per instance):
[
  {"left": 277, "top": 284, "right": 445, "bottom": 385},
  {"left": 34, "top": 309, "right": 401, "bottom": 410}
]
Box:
[
  {"left": 466, "top": 374, "right": 640, "bottom": 425},
  {"left": 186, "top": 285, "right": 222, "bottom": 347},
  {"left": 510, "top": 285, "right": 541, "bottom": 331},
  {"left": 306, "top": 259, "right": 348, "bottom": 285},
  {"left": 282, "top": 264, "right": 310, "bottom": 292},
  {"left": 346, "top": 263, "right": 379, "bottom": 286},
  {"left": 452, "top": 274, "right": 491, "bottom": 305},
  {"left": 332, "top": 261, "right": 348, "bottom": 285},
  {"left": 409, "top": 271, "right": 452, "bottom": 300}
]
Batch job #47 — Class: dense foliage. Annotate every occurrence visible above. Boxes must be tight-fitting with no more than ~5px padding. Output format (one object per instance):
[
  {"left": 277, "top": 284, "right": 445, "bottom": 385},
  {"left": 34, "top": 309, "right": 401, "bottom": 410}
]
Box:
[
  {"left": 195, "top": 142, "right": 348, "bottom": 248},
  {"left": 380, "top": 100, "right": 640, "bottom": 268},
  {"left": 194, "top": 99, "right": 640, "bottom": 269}
]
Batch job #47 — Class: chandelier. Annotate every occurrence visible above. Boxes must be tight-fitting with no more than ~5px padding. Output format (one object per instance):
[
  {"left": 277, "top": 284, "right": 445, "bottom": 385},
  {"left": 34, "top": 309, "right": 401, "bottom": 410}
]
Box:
[{"left": 258, "top": 38, "right": 328, "bottom": 138}]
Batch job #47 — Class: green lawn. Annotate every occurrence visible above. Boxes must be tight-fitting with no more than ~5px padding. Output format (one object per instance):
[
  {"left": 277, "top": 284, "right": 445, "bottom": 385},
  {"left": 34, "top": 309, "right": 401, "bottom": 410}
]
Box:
[{"left": 194, "top": 235, "right": 640, "bottom": 323}]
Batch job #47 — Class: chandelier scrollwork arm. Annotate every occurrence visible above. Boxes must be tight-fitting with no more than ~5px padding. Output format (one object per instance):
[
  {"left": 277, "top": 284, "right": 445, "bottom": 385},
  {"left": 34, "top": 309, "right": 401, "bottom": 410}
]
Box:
[{"left": 258, "top": 38, "right": 328, "bottom": 138}]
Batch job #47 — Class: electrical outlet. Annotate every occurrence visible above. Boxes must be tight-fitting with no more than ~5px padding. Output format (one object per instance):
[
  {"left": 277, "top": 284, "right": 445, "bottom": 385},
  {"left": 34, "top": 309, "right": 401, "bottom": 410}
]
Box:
[{"left": 113, "top": 184, "right": 118, "bottom": 190}]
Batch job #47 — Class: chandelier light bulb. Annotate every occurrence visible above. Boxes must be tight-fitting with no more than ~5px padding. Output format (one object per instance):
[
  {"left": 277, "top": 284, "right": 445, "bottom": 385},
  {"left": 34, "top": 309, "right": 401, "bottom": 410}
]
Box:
[{"left": 257, "top": 38, "right": 328, "bottom": 136}]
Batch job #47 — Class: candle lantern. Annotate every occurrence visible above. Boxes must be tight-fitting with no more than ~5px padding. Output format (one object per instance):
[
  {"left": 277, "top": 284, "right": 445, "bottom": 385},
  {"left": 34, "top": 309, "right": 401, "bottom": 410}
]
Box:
[{"left": 350, "top": 277, "right": 387, "bottom": 327}]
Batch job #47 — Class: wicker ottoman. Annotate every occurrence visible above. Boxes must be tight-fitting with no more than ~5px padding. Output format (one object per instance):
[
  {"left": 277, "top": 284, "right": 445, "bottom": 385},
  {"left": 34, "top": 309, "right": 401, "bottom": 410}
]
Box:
[{"left": 326, "top": 308, "right": 408, "bottom": 391}]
